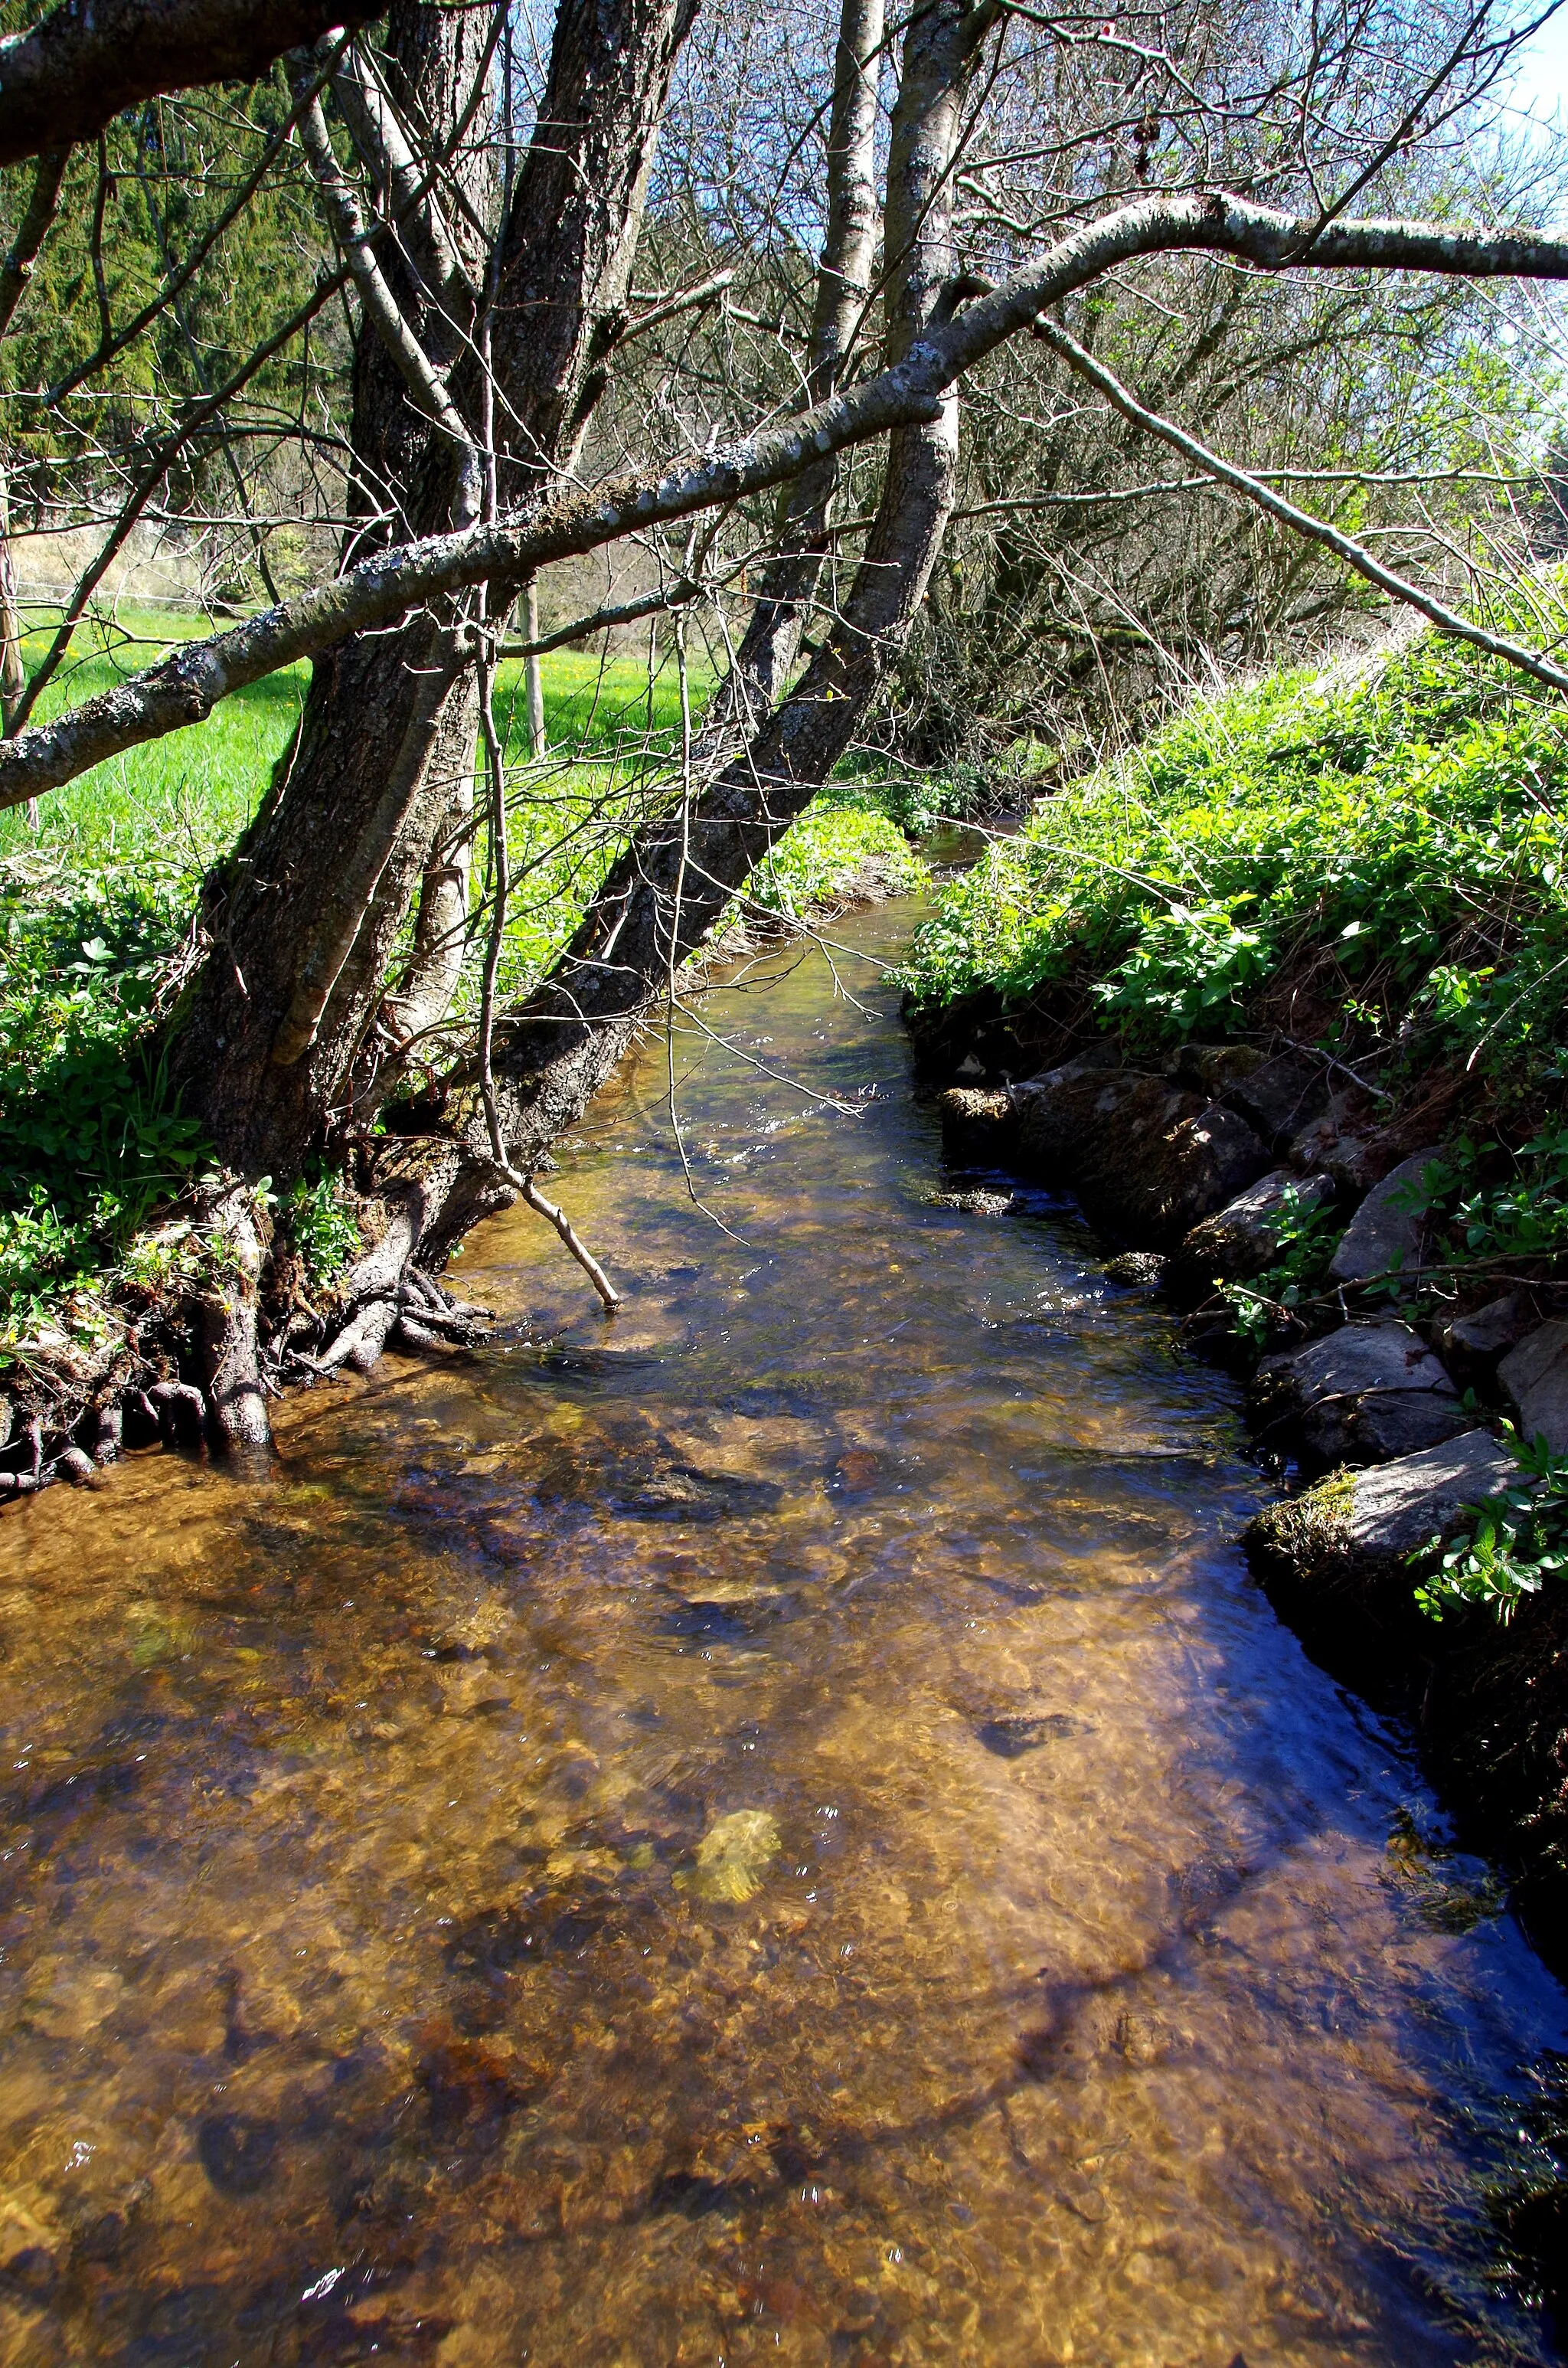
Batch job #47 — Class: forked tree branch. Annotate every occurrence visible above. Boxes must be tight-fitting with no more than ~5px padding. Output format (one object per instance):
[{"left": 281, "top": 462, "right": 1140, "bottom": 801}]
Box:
[{"left": 5, "top": 188, "right": 1568, "bottom": 811}]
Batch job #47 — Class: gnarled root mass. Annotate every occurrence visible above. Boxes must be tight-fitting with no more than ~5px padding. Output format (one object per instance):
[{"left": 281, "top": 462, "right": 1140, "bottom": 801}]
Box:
[{"left": 0, "top": 1138, "right": 520, "bottom": 1503}]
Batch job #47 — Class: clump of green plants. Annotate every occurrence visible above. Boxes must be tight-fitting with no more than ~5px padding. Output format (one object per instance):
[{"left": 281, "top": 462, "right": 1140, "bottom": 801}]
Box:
[
  {"left": 280, "top": 1169, "right": 361, "bottom": 1293},
  {"left": 741, "top": 790, "right": 928, "bottom": 923},
  {"left": 1218, "top": 1179, "right": 1346, "bottom": 1347},
  {"left": 1411, "top": 1428, "right": 1568, "bottom": 1624},
  {"left": 0, "top": 859, "right": 207, "bottom": 1350},
  {"left": 901, "top": 615, "right": 1568, "bottom": 1094}
]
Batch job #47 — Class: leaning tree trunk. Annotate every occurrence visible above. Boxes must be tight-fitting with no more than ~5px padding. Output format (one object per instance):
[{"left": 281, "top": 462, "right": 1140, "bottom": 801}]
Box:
[
  {"left": 446, "top": 0, "right": 988, "bottom": 1202},
  {"left": 172, "top": 0, "right": 697, "bottom": 1188},
  {"left": 171, "top": 0, "right": 491, "bottom": 1182}
]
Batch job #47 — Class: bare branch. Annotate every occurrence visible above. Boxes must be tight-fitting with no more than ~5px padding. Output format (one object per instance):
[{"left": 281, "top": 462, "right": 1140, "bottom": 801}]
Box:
[
  {"left": 1034, "top": 318, "right": 1568, "bottom": 694},
  {"left": 7, "top": 189, "right": 1568, "bottom": 809},
  {"left": 289, "top": 65, "right": 477, "bottom": 477}
]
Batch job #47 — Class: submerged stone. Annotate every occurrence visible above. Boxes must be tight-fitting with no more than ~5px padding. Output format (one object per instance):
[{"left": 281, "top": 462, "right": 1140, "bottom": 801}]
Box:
[
  {"left": 684, "top": 1810, "right": 782, "bottom": 1903},
  {"left": 975, "top": 1713, "right": 1079, "bottom": 1758}
]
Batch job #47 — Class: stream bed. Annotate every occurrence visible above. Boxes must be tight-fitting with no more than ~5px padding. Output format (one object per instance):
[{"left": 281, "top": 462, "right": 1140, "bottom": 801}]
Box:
[{"left": 3, "top": 901, "right": 1567, "bottom": 2366}]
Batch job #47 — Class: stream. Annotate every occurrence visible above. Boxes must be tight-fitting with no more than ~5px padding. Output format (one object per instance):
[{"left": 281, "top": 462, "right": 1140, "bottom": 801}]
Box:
[{"left": 3, "top": 899, "right": 1568, "bottom": 2366}]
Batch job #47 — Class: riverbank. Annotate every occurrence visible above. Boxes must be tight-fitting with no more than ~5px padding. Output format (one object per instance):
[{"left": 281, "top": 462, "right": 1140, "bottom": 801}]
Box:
[
  {"left": 901, "top": 618, "right": 1568, "bottom": 1961},
  {"left": 0, "top": 597, "right": 924, "bottom": 1498}
]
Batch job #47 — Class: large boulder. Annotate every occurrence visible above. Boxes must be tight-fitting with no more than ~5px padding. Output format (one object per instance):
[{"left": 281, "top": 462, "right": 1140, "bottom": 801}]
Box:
[
  {"left": 1012, "top": 1059, "right": 1270, "bottom": 1248},
  {"left": 1167, "top": 1167, "right": 1333, "bottom": 1306},
  {"left": 1252, "top": 1320, "right": 1468, "bottom": 1470},
  {"left": 1245, "top": 1427, "right": 1514, "bottom": 1636},
  {"left": 1326, "top": 1147, "right": 1442, "bottom": 1284},
  {"left": 1498, "top": 1320, "right": 1568, "bottom": 1454}
]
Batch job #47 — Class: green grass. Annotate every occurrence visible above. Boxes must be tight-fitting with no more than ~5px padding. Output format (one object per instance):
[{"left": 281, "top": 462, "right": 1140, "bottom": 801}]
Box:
[{"left": 0, "top": 610, "right": 702, "bottom": 877}]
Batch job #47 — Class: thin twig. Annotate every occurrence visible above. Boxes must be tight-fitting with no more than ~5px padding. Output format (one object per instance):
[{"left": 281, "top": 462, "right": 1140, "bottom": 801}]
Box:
[{"left": 473, "top": 638, "right": 620, "bottom": 1311}]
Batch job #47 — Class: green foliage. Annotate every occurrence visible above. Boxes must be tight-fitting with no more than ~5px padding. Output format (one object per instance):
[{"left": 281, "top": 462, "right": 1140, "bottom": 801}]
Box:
[
  {"left": 0, "top": 861, "right": 205, "bottom": 1346},
  {"left": 1412, "top": 1428, "right": 1568, "bottom": 1624},
  {"left": 0, "top": 80, "right": 332, "bottom": 499},
  {"left": 740, "top": 792, "right": 928, "bottom": 923},
  {"left": 1218, "top": 1181, "right": 1343, "bottom": 1348},
  {"left": 281, "top": 1170, "right": 361, "bottom": 1294},
  {"left": 1438, "top": 1127, "right": 1568, "bottom": 1264},
  {"left": 902, "top": 617, "right": 1568, "bottom": 1092}
]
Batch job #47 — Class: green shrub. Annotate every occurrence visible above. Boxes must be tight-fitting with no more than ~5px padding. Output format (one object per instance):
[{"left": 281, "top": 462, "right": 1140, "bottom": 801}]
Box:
[
  {"left": 1411, "top": 1428, "right": 1568, "bottom": 1624},
  {"left": 741, "top": 792, "right": 927, "bottom": 922},
  {"left": 282, "top": 1170, "right": 361, "bottom": 1292},
  {"left": 0, "top": 862, "right": 207, "bottom": 1346},
  {"left": 902, "top": 619, "right": 1568, "bottom": 1091}
]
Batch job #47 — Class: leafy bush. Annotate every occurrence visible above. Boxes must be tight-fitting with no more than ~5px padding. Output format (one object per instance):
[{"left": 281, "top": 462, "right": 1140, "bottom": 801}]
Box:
[
  {"left": 282, "top": 1170, "right": 361, "bottom": 1292},
  {"left": 1219, "top": 1179, "right": 1344, "bottom": 1346},
  {"left": 902, "top": 617, "right": 1568, "bottom": 1088},
  {"left": 1412, "top": 1428, "right": 1568, "bottom": 1624},
  {"left": 741, "top": 792, "right": 927, "bottom": 921},
  {"left": 0, "top": 862, "right": 207, "bottom": 1346}
]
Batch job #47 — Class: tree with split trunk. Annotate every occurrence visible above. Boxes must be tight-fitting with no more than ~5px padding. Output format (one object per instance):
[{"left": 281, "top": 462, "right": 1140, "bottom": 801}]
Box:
[{"left": 2, "top": 0, "right": 1568, "bottom": 1475}]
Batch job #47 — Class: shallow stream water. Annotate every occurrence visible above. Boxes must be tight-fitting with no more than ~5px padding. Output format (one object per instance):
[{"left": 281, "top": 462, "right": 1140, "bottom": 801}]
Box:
[{"left": 3, "top": 902, "right": 1568, "bottom": 2366}]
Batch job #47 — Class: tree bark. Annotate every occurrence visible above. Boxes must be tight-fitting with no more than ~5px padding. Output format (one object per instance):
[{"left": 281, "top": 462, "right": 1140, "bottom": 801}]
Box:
[
  {"left": 0, "top": 467, "right": 24, "bottom": 733},
  {"left": 0, "top": 0, "right": 375, "bottom": 167},
  {"left": 457, "top": 0, "right": 985, "bottom": 1186},
  {"left": 170, "top": 0, "right": 698, "bottom": 1187},
  {"left": 697, "top": 0, "right": 887, "bottom": 758}
]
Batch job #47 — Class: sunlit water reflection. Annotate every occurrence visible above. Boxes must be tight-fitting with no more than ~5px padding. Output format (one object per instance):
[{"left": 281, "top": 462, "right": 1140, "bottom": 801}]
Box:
[{"left": 2, "top": 904, "right": 1566, "bottom": 2366}]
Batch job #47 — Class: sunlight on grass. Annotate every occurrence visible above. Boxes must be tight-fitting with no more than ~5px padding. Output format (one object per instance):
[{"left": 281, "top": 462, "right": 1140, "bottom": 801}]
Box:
[{"left": 0, "top": 610, "right": 707, "bottom": 878}]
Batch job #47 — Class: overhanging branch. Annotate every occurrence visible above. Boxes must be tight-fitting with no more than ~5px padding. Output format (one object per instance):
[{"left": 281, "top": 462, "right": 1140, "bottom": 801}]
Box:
[
  {"left": 6, "top": 188, "right": 1568, "bottom": 811},
  {"left": 0, "top": 0, "right": 377, "bottom": 168}
]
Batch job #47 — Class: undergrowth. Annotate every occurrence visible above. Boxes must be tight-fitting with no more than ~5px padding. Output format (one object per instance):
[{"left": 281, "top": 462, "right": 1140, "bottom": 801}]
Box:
[
  {"left": 0, "top": 856, "right": 205, "bottom": 1352},
  {"left": 1411, "top": 1428, "right": 1568, "bottom": 1624},
  {"left": 735, "top": 789, "right": 928, "bottom": 925},
  {"left": 902, "top": 615, "right": 1568, "bottom": 1098}
]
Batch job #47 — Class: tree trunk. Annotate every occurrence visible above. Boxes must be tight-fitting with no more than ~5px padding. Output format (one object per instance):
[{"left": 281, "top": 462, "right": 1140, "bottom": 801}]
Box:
[
  {"left": 696, "top": 0, "right": 886, "bottom": 757},
  {"left": 456, "top": 0, "right": 985, "bottom": 1186},
  {"left": 172, "top": 0, "right": 697, "bottom": 1187},
  {"left": 172, "top": 0, "right": 491, "bottom": 1179},
  {"left": 0, "top": 466, "right": 24, "bottom": 729}
]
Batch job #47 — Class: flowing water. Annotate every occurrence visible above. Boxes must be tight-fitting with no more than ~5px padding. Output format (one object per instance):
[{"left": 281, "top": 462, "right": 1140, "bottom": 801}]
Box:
[{"left": 2, "top": 902, "right": 1567, "bottom": 2368}]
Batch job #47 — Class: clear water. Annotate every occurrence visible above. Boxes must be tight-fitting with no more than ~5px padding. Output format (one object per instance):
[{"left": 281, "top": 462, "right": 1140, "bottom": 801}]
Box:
[{"left": 2, "top": 904, "right": 1566, "bottom": 2366}]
